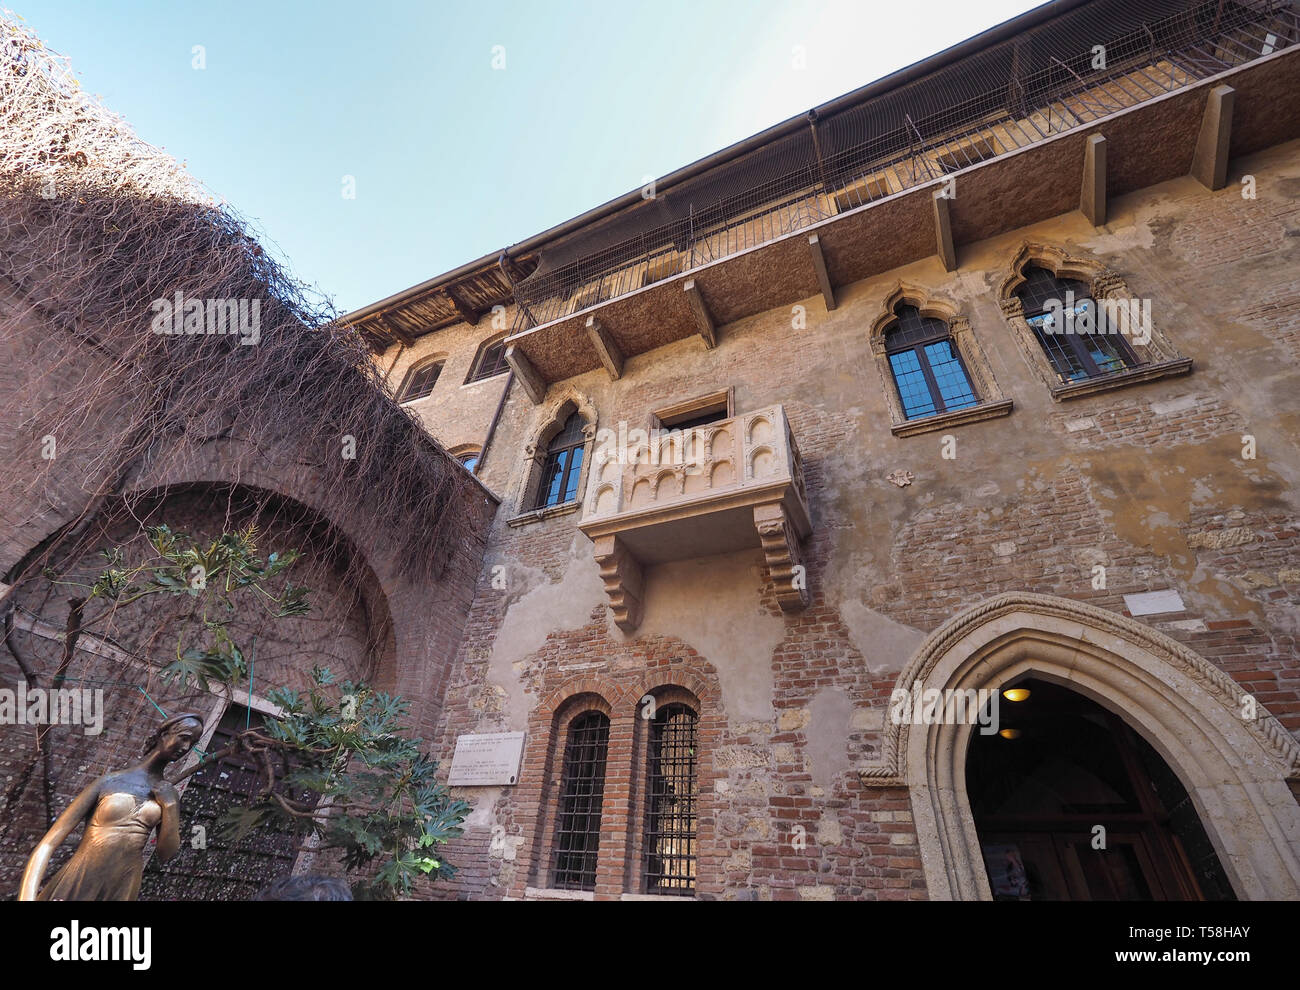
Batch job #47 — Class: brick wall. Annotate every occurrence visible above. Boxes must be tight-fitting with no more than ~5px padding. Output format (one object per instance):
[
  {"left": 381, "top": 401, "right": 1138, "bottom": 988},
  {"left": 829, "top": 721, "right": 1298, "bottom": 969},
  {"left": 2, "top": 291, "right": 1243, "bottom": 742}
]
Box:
[
  {"left": 408, "top": 137, "right": 1300, "bottom": 901},
  {"left": 0, "top": 286, "right": 492, "bottom": 900}
]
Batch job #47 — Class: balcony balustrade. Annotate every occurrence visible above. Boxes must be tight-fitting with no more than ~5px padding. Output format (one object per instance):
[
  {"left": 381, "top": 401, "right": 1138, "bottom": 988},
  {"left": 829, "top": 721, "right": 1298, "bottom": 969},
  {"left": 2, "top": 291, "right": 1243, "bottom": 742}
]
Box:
[{"left": 578, "top": 404, "right": 811, "bottom": 631}]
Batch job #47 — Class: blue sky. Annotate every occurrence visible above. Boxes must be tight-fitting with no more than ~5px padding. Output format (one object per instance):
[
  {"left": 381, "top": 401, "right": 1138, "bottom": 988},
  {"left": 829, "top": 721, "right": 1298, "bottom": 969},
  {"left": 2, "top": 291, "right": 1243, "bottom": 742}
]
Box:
[{"left": 18, "top": 0, "right": 1043, "bottom": 314}]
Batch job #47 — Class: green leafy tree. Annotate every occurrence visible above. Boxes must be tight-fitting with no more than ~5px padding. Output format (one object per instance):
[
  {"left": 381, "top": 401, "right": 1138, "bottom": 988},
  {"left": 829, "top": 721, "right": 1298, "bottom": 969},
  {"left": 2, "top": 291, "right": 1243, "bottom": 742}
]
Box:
[
  {"left": 234, "top": 666, "right": 470, "bottom": 899},
  {"left": 64, "top": 524, "right": 468, "bottom": 899}
]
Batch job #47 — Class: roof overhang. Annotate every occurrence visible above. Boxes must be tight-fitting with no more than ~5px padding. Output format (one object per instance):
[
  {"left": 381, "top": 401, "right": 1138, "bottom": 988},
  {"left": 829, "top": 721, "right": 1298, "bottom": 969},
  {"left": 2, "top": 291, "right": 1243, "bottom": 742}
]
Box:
[{"left": 502, "top": 46, "right": 1300, "bottom": 387}]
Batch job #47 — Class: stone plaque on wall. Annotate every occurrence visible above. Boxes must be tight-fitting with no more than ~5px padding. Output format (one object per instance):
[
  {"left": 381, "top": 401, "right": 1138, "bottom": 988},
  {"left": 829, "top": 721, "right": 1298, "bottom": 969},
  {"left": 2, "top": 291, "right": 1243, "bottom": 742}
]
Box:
[{"left": 447, "top": 731, "right": 525, "bottom": 786}]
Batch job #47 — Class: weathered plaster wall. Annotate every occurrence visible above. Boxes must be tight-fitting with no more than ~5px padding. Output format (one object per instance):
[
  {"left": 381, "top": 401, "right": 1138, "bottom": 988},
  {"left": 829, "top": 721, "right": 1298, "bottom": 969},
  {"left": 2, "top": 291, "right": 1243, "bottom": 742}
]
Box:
[
  {"left": 399, "top": 138, "right": 1300, "bottom": 900},
  {"left": 375, "top": 304, "right": 524, "bottom": 459}
]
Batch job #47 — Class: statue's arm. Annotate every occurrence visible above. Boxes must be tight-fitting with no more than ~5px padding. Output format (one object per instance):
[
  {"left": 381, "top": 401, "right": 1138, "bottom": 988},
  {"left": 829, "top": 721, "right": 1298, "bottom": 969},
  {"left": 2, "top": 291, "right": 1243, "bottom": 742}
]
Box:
[
  {"left": 18, "top": 778, "right": 101, "bottom": 900},
  {"left": 153, "top": 781, "right": 181, "bottom": 862}
]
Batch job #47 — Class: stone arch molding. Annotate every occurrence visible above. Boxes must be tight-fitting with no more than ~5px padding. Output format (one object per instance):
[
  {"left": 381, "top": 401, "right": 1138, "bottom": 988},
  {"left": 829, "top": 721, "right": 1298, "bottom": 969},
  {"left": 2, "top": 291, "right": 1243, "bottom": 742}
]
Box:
[
  {"left": 524, "top": 385, "right": 600, "bottom": 457},
  {"left": 867, "top": 281, "right": 962, "bottom": 356},
  {"left": 995, "top": 241, "right": 1113, "bottom": 304},
  {"left": 861, "top": 592, "right": 1300, "bottom": 900}
]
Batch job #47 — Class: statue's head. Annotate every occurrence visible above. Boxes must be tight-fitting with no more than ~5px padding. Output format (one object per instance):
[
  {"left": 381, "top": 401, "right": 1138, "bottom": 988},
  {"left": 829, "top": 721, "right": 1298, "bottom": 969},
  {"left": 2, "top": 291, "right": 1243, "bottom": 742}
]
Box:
[{"left": 143, "top": 713, "right": 204, "bottom": 762}]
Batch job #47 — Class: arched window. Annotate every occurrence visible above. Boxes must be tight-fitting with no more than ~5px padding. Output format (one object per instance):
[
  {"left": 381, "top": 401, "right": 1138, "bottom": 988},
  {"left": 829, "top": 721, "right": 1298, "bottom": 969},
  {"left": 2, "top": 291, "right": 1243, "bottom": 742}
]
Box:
[
  {"left": 397, "top": 359, "right": 443, "bottom": 402},
  {"left": 1016, "top": 265, "right": 1137, "bottom": 384},
  {"left": 534, "top": 410, "right": 586, "bottom": 508},
  {"left": 466, "top": 335, "right": 509, "bottom": 383},
  {"left": 551, "top": 710, "right": 610, "bottom": 891},
  {"left": 448, "top": 444, "right": 481, "bottom": 475},
  {"left": 885, "top": 305, "right": 978, "bottom": 420},
  {"left": 643, "top": 702, "right": 698, "bottom": 896}
]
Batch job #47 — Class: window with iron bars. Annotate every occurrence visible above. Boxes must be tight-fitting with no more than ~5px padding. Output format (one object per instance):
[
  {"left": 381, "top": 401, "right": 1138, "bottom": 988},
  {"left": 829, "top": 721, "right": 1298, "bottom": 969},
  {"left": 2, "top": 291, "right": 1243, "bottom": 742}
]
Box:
[
  {"left": 885, "top": 305, "right": 978, "bottom": 420},
  {"left": 643, "top": 703, "right": 698, "bottom": 896},
  {"left": 551, "top": 710, "right": 610, "bottom": 891},
  {"left": 1017, "top": 266, "right": 1138, "bottom": 384},
  {"left": 466, "top": 336, "right": 509, "bottom": 383}
]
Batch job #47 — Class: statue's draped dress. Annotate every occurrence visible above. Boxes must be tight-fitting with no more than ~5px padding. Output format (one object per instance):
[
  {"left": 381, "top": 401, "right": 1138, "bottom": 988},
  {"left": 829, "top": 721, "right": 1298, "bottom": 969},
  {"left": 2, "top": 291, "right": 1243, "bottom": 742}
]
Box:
[{"left": 36, "top": 789, "right": 160, "bottom": 900}]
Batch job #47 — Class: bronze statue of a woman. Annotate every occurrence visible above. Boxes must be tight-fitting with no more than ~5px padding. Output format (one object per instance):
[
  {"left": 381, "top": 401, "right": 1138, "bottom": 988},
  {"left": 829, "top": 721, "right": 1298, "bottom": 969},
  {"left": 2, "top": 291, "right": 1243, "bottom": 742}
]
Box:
[{"left": 19, "top": 712, "right": 204, "bottom": 901}]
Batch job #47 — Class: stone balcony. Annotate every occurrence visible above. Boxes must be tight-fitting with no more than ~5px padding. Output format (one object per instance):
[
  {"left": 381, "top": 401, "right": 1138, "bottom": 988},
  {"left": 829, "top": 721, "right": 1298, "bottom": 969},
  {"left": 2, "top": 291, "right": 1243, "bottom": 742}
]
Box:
[{"left": 577, "top": 404, "right": 812, "bottom": 631}]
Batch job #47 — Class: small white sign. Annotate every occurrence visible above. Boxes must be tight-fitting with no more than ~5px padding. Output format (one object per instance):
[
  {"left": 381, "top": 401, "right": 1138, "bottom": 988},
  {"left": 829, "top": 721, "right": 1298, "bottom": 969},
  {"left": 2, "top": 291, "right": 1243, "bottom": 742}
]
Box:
[
  {"left": 1124, "top": 589, "right": 1185, "bottom": 616},
  {"left": 448, "top": 731, "right": 525, "bottom": 786}
]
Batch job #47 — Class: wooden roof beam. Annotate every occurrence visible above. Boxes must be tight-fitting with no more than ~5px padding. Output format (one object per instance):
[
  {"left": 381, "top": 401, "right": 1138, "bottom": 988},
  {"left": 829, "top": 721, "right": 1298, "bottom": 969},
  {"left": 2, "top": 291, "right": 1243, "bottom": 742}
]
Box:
[
  {"left": 375, "top": 313, "right": 415, "bottom": 348},
  {"left": 498, "top": 251, "right": 529, "bottom": 285},
  {"left": 446, "top": 287, "right": 483, "bottom": 326}
]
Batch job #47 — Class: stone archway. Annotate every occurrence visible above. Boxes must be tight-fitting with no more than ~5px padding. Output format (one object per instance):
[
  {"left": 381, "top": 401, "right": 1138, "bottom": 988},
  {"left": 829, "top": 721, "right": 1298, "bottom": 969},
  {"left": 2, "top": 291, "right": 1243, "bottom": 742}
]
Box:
[{"left": 889, "top": 593, "right": 1300, "bottom": 900}]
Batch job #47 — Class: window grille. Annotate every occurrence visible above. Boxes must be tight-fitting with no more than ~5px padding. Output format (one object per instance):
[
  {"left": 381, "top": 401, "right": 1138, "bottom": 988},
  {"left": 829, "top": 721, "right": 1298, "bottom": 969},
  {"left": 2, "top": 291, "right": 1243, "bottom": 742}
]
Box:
[
  {"left": 551, "top": 711, "right": 610, "bottom": 890},
  {"left": 643, "top": 703, "right": 698, "bottom": 895},
  {"left": 1017, "top": 265, "right": 1138, "bottom": 383}
]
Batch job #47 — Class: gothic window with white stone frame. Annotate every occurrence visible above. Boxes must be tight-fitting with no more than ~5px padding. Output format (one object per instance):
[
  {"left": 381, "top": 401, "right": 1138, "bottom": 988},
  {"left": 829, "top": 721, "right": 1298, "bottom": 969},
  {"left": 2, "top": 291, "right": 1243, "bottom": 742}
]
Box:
[
  {"left": 1015, "top": 265, "right": 1140, "bottom": 384},
  {"left": 869, "top": 285, "right": 1012, "bottom": 436},
  {"left": 534, "top": 410, "right": 587, "bottom": 509},
  {"left": 996, "top": 243, "right": 1191, "bottom": 401},
  {"left": 884, "top": 305, "right": 979, "bottom": 420}
]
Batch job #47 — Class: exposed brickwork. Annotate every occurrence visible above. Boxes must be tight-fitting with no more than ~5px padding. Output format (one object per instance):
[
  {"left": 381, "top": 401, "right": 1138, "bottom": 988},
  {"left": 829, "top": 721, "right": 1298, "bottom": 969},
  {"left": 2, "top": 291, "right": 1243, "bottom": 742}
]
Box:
[
  {"left": 1167, "top": 181, "right": 1300, "bottom": 268},
  {"left": 1236, "top": 289, "right": 1300, "bottom": 358},
  {"left": 1047, "top": 390, "right": 1248, "bottom": 448},
  {"left": 414, "top": 140, "right": 1300, "bottom": 902}
]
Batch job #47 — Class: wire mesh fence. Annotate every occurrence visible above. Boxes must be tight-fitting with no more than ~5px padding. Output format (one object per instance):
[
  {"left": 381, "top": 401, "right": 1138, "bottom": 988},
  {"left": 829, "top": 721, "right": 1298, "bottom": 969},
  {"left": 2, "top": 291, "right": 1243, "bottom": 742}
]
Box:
[{"left": 509, "top": 0, "right": 1298, "bottom": 334}]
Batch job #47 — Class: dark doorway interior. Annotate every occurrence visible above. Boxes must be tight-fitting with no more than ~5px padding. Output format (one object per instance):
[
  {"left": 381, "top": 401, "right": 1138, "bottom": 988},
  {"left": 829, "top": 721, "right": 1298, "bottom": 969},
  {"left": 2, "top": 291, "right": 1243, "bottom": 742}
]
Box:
[{"left": 965, "top": 679, "right": 1234, "bottom": 901}]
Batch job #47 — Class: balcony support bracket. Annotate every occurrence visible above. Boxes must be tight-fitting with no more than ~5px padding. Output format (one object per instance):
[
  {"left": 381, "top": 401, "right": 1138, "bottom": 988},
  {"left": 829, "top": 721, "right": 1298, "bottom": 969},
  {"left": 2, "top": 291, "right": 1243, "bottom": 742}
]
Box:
[
  {"left": 932, "top": 193, "right": 957, "bottom": 272},
  {"left": 585, "top": 315, "right": 624, "bottom": 380},
  {"left": 1081, "top": 133, "right": 1107, "bottom": 227},
  {"left": 505, "top": 344, "right": 547, "bottom": 404},
  {"left": 807, "top": 234, "right": 836, "bottom": 310},
  {"left": 684, "top": 279, "right": 717, "bottom": 349},
  {"left": 592, "top": 534, "right": 645, "bottom": 632},
  {"left": 754, "top": 501, "right": 810, "bottom": 612},
  {"left": 1191, "top": 85, "right": 1234, "bottom": 191}
]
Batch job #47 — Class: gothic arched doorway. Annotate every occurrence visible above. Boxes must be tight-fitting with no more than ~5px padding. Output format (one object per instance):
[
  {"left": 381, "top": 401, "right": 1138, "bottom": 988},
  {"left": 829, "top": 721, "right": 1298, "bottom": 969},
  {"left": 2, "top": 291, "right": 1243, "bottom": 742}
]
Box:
[
  {"left": 966, "top": 678, "right": 1234, "bottom": 900},
  {"left": 885, "top": 593, "right": 1300, "bottom": 900}
]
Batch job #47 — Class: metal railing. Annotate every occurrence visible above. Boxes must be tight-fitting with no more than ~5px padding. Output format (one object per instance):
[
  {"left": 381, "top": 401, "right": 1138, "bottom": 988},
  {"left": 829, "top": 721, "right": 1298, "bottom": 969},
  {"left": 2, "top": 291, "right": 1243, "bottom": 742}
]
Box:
[{"left": 510, "top": 0, "right": 1298, "bottom": 335}]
